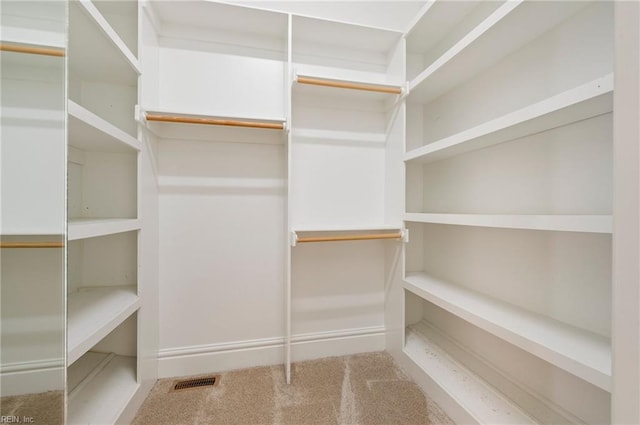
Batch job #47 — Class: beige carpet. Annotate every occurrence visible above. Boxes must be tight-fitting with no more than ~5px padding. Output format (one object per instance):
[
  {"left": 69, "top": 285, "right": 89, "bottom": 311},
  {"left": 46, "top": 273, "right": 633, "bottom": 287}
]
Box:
[
  {"left": 132, "top": 351, "right": 454, "bottom": 425},
  {"left": 0, "top": 390, "right": 64, "bottom": 425}
]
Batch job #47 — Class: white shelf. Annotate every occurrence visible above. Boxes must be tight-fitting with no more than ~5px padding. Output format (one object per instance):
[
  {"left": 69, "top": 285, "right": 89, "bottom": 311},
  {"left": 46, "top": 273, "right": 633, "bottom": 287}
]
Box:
[
  {"left": 0, "top": 2, "right": 66, "bottom": 50},
  {"left": 405, "top": 1, "right": 484, "bottom": 58},
  {"left": 409, "top": 1, "right": 588, "bottom": 104},
  {"left": 404, "top": 213, "right": 613, "bottom": 234},
  {"left": 405, "top": 321, "right": 537, "bottom": 425},
  {"left": 68, "top": 101, "right": 141, "bottom": 153},
  {"left": 69, "top": 0, "right": 140, "bottom": 86},
  {"left": 148, "top": 0, "right": 288, "bottom": 40},
  {"left": 67, "top": 353, "right": 138, "bottom": 425},
  {"left": 406, "top": 74, "right": 613, "bottom": 163},
  {"left": 68, "top": 286, "right": 140, "bottom": 365},
  {"left": 403, "top": 272, "right": 611, "bottom": 391},
  {"left": 292, "top": 224, "right": 402, "bottom": 233},
  {"left": 293, "top": 15, "right": 401, "bottom": 57},
  {"left": 292, "top": 128, "right": 387, "bottom": 145},
  {"left": 139, "top": 106, "right": 286, "bottom": 144},
  {"left": 68, "top": 219, "right": 140, "bottom": 241}
]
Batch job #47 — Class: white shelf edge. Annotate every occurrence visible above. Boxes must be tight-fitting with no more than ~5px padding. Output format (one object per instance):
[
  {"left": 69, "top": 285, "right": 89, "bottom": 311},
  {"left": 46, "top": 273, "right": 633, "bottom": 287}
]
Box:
[
  {"left": 67, "top": 354, "right": 138, "bottom": 425},
  {"left": 403, "top": 272, "right": 611, "bottom": 391},
  {"left": 77, "top": 0, "right": 141, "bottom": 75},
  {"left": 404, "top": 213, "right": 613, "bottom": 234},
  {"left": 404, "top": 322, "right": 538, "bottom": 425},
  {"left": 405, "top": 74, "right": 614, "bottom": 163},
  {"left": 291, "top": 128, "right": 386, "bottom": 144},
  {"left": 291, "top": 224, "right": 403, "bottom": 233},
  {"left": 158, "top": 176, "right": 286, "bottom": 190},
  {"left": 69, "top": 101, "right": 141, "bottom": 152},
  {"left": 68, "top": 218, "right": 141, "bottom": 241},
  {"left": 409, "top": 0, "right": 522, "bottom": 94},
  {"left": 67, "top": 286, "right": 140, "bottom": 365}
]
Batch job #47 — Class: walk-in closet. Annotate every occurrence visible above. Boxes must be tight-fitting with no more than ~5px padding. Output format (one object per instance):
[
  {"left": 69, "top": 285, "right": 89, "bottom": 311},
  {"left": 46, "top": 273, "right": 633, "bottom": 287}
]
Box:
[{"left": 1, "top": 1, "right": 639, "bottom": 424}]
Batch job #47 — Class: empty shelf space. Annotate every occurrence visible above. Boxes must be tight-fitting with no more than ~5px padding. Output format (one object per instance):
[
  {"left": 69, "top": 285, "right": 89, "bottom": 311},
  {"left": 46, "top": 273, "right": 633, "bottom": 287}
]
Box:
[
  {"left": 68, "top": 101, "right": 141, "bottom": 152},
  {"left": 69, "top": 0, "right": 139, "bottom": 85},
  {"left": 403, "top": 272, "right": 611, "bottom": 391},
  {"left": 404, "top": 213, "right": 612, "bottom": 234},
  {"left": 68, "top": 219, "right": 140, "bottom": 241},
  {"left": 67, "top": 286, "right": 140, "bottom": 364},
  {"left": 409, "top": 1, "right": 589, "bottom": 104},
  {"left": 67, "top": 352, "right": 137, "bottom": 425},
  {"left": 405, "top": 322, "right": 537, "bottom": 425},
  {"left": 406, "top": 74, "right": 613, "bottom": 163}
]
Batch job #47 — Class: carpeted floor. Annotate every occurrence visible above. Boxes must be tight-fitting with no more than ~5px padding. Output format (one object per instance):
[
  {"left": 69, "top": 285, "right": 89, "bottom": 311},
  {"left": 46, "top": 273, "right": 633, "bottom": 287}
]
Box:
[
  {"left": 0, "top": 390, "right": 64, "bottom": 425},
  {"left": 132, "top": 351, "right": 454, "bottom": 425}
]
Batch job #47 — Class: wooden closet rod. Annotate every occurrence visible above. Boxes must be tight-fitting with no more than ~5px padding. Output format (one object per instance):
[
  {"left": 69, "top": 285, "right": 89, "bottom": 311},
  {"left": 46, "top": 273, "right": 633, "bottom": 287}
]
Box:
[
  {"left": 145, "top": 114, "right": 285, "bottom": 130},
  {"left": 296, "top": 232, "right": 403, "bottom": 243},
  {"left": 0, "top": 242, "right": 64, "bottom": 248},
  {"left": 296, "top": 76, "right": 402, "bottom": 95},
  {"left": 0, "top": 43, "right": 65, "bottom": 57}
]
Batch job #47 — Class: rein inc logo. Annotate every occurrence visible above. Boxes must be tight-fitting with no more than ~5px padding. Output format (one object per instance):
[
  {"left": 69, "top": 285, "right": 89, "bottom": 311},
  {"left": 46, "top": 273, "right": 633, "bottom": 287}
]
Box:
[{"left": 0, "top": 417, "right": 34, "bottom": 423}]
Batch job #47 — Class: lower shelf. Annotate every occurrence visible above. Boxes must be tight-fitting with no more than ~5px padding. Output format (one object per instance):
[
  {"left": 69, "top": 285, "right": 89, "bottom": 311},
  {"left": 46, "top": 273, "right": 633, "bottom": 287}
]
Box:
[
  {"left": 68, "top": 286, "right": 140, "bottom": 364},
  {"left": 403, "top": 272, "right": 611, "bottom": 391},
  {"left": 405, "top": 321, "right": 537, "bottom": 425},
  {"left": 68, "top": 352, "right": 138, "bottom": 425}
]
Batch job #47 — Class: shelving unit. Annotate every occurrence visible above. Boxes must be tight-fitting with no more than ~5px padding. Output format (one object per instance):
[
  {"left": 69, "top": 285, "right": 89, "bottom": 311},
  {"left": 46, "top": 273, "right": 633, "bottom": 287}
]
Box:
[
  {"left": 66, "top": 0, "right": 145, "bottom": 423},
  {"left": 287, "top": 14, "right": 406, "bottom": 384},
  {"left": 140, "top": 0, "right": 290, "bottom": 382},
  {"left": 400, "top": 1, "right": 615, "bottom": 424},
  {"left": 0, "top": 1, "right": 67, "bottom": 401}
]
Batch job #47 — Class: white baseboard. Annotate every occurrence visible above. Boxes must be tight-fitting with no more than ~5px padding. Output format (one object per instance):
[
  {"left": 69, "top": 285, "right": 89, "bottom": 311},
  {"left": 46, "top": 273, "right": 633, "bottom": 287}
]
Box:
[
  {"left": 158, "top": 326, "right": 385, "bottom": 378},
  {"left": 0, "top": 359, "right": 64, "bottom": 396}
]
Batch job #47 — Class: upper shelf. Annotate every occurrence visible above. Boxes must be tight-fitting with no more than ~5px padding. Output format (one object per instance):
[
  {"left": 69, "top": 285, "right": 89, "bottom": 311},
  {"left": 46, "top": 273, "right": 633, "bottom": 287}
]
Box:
[
  {"left": 138, "top": 106, "right": 286, "bottom": 144},
  {"left": 404, "top": 272, "right": 611, "bottom": 392},
  {"left": 69, "top": 0, "right": 140, "bottom": 85},
  {"left": 405, "top": 74, "right": 613, "bottom": 163},
  {"left": 148, "top": 0, "right": 287, "bottom": 42},
  {"left": 0, "top": 1, "right": 66, "bottom": 49},
  {"left": 69, "top": 101, "right": 141, "bottom": 153},
  {"left": 408, "top": 0, "right": 589, "bottom": 105}
]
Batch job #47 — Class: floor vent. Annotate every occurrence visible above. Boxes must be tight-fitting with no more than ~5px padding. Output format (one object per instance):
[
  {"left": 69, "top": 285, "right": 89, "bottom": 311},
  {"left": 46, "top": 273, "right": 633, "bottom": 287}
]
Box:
[{"left": 171, "top": 375, "right": 220, "bottom": 392}]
